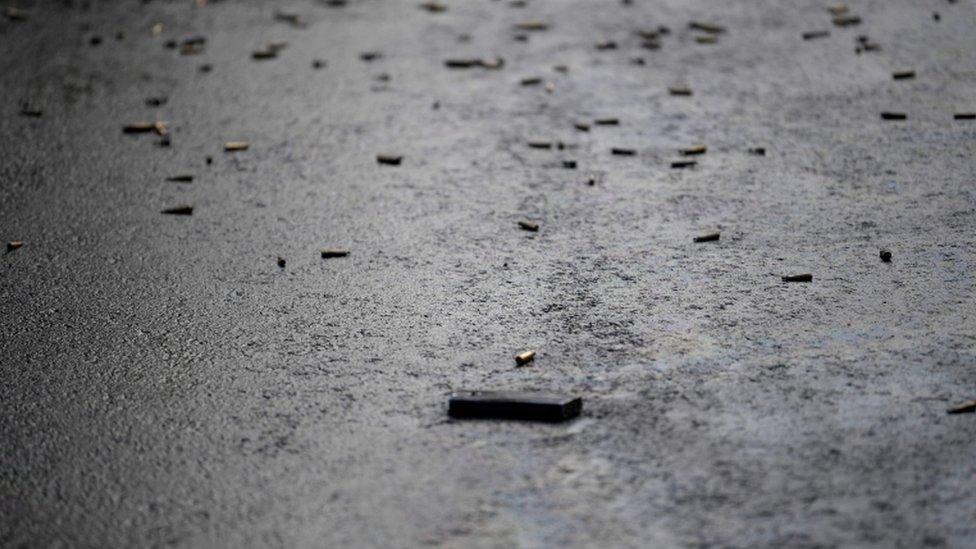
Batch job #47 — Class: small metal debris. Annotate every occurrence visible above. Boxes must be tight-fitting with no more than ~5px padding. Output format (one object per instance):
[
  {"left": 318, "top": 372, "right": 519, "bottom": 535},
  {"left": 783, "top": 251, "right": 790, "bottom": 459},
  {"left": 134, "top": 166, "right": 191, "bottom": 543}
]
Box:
[
  {"left": 803, "top": 30, "right": 830, "bottom": 40},
  {"left": 696, "top": 35, "right": 718, "bottom": 44},
  {"left": 419, "top": 1, "right": 447, "bottom": 13},
  {"left": 611, "top": 147, "right": 636, "bottom": 156},
  {"left": 199, "top": 63, "right": 213, "bottom": 73},
  {"left": 205, "top": 156, "right": 213, "bottom": 165},
  {"left": 880, "top": 249, "right": 892, "bottom": 263},
  {"left": 124, "top": 122, "right": 167, "bottom": 136},
  {"left": 892, "top": 70, "right": 915, "bottom": 80},
  {"left": 321, "top": 249, "right": 350, "bottom": 258},
  {"left": 448, "top": 391, "right": 582, "bottom": 422},
  {"left": 682, "top": 144, "right": 707, "bottom": 156},
  {"left": 527, "top": 141, "right": 552, "bottom": 149},
  {"left": 520, "top": 77, "right": 542, "bottom": 86},
  {"left": 631, "top": 57, "right": 646, "bottom": 65},
  {"left": 277, "top": 256, "right": 286, "bottom": 268},
  {"left": 694, "top": 233, "right": 720, "bottom": 243},
  {"left": 514, "top": 21, "right": 549, "bottom": 31},
  {"left": 562, "top": 160, "right": 577, "bottom": 169},
  {"left": 669, "top": 86, "right": 692, "bottom": 96},
  {"left": 145, "top": 97, "right": 167, "bottom": 107},
  {"left": 19, "top": 106, "right": 42, "bottom": 118},
  {"left": 574, "top": 123, "right": 590, "bottom": 132},
  {"left": 828, "top": 4, "right": 848, "bottom": 15},
  {"left": 595, "top": 40, "right": 617, "bottom": 50},
  {"left": 955, "top": 113, "right": 976, "bottom": 120},
  {"left": 544, "top": 82, "right": 555, "bottom": 93},
  {"left": 689, "top": 21, "right": 725, "bottom": 34},
  {"left": 161, "top": 205, "right": 193, "bottom": 216},
  {"left": 5, "top": 7, "right": 28, "bottom": 21},
  {"left": 553, "top": 65, "right": 568, "bottom": 73},
  {"left": 6, "top": 240, "right": 24, "bottom": 252},
  {"left": 880, "top": 112, "right": 907, "bottom": 120},
  {"left": 90, "top": 36, "right": 103, "bottom": 47},
  {"left": 376, "top": 154, "right": 403, "bottom": 165},
  {"left": 224, "top": 141, "right": 250, "bottom": 152},
  {"left": 515, "top": 350, "right": 536, "bottom": 366},
  {"left": 782, "top": 274, "right": 813, "bottom": 283},
  {"left": 833, "top": 14, "right": 861, "bottom": 26},
  {"left": 444, "top": 57, "right": 504, "bottom": 70},
  {"left": 947, "top": 400, "right": 976, "bottom": 414},
  {"left": 312, "top": 59, "right": 327, "bottom": 69},
  {"left": 360, "top": 51, "right": 382, "bottom": 62},
  {"left": 671, "top": 160, "right": 696, "bottom": 169},
  {"left": 253, "top": 42, "right": 287, "bottom": 60},
  {"left": 167, "top": 175, "right": 194, "bottom": 183},
  {"left": 157, "top": 136, "right": 171, "bottom": 148},
  {"left": 518, "top": 220, "right": 539, "bottom": 232},
  {"left": 749, "top": 147, "right": 766, "bottom": 156},
  {"left": 594, "top": 118, "right": 619, "bottom": 126}
]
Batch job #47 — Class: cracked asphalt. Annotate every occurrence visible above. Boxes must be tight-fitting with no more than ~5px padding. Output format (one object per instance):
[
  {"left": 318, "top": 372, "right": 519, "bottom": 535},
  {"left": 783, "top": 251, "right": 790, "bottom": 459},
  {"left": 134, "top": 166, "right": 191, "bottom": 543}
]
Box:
[{"left": 2, "top": 0, "right": 975, "bottom": 547}]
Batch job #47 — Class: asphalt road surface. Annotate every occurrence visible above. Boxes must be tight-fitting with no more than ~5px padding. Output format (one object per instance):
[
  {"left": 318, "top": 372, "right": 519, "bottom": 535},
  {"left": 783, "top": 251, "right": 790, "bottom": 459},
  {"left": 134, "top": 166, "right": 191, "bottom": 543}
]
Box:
[{"left": 2, "top": 0, "right": 976, "bottom": 547}]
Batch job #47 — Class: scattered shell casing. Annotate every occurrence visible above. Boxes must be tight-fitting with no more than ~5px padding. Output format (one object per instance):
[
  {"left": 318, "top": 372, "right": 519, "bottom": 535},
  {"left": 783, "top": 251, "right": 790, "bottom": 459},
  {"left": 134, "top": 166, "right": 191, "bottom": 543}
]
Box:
[
  {"left": 880, "top": 112, "right": 906, "bottom": 120},
  {"left": 574, "top": 123, "right": 591, "bottom": 131},
  {"left": 612, "top": 147, "right": 636, "bottom": 156},
  {"left": 749, "top": 147, "right": 766, "bottom": 156},
  {"left": 669, "top": 86, "right": 692, "bottom": 96},
  {"left": 954, "top": 113, "right": 975, "bottom": 120},
  {"left": 161, "top": 205, "right": 193, "bottom": 216},
  {"left": 167, "top": 175, "right": 194, "bottom": 183},
  {"left": 123, "top": 122, "right": 155, "bottom": 134},
  {"left": 419, "top": 1, "right": 448, "bottom": 13},
  {"left": 782, "top": 274, "right": 813, "bottom": 283},
  {"left": 518, "top": 220, "right": 539, "bottom": 232},
  {"left": 527, "top": 141, "right": 552, "bottom": 149},
  {"left": 671, "top": 160, "right": 696, "bottom": 168},
  {"left": 562, "top": 160, "right": 577, "bottom": 169},
  {"left": 224, "top": 141, "right": 250, "bottom": 151},
  {"left": 514, "top": 21, "right": 549, "bottom": 31},
  {"left": 947, "top": 400, "right": 976, "bottom": 414},
  {"left": 688, "top": 21, "right": 725, "bottom": 34},
  {"left": 696, "top": 35, "right": 718, "bottom": 44},
  {"left": 321, "top": 249, "right": 350, "bottom": 258},
  {"left": 682, "top": 144, "right": 707, "bottom": 156},
  {"left": 832, "top": 14, "right": 861, "bottom": 26},
  {"left": 892, "top": 70, "right": 915, "bottom": 80},
  {"left": 376, "top": 154, "right": 403, "bottom": 165},
  {"left": 520, "top": 77, "right": 542, "bottom": 86},
  {"left": 594, "top": 118, "right": 619, "bottom": 126},
  {"left": 515, "top": 350, "right": 536, "bottom": 366},
  {"left": 694, "top": 233, "right": 720, "bottom": 243},
  {"left": 828, "top": 4, "right": 849, "bottom": 15},
  {"left": 7, "top": 240, "right": 24, "bottom": 252},
  {"left": 802, "top": 30, "right": 830, "bottom": 40}
]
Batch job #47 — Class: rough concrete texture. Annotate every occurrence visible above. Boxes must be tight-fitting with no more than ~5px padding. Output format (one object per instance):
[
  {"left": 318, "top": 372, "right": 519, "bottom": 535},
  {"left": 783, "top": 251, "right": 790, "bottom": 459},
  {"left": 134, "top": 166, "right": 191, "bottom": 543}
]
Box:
[{"left": 2, "top": 0, "right": 975, "bottom": 547}]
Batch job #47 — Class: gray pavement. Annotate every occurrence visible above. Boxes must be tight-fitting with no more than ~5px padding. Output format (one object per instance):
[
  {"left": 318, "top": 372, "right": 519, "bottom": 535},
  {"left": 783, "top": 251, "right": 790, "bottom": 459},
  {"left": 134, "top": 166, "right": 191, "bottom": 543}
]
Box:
[{"left": 1, "top": 0, "right": 976, "bottom": 547}]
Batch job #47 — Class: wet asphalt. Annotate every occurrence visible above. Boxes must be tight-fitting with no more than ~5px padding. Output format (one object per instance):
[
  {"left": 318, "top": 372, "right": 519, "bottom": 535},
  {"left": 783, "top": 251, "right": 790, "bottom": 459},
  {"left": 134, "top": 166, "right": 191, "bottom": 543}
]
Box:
[{"left": 2, "top": 0, "right": 976, "bottom": 547}]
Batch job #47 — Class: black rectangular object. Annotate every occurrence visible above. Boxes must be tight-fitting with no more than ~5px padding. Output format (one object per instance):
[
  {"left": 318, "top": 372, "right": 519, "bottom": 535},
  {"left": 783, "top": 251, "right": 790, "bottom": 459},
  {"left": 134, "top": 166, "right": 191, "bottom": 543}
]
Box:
[{"left": 448, "top": 391, "right": 582, "bottom": 422}]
